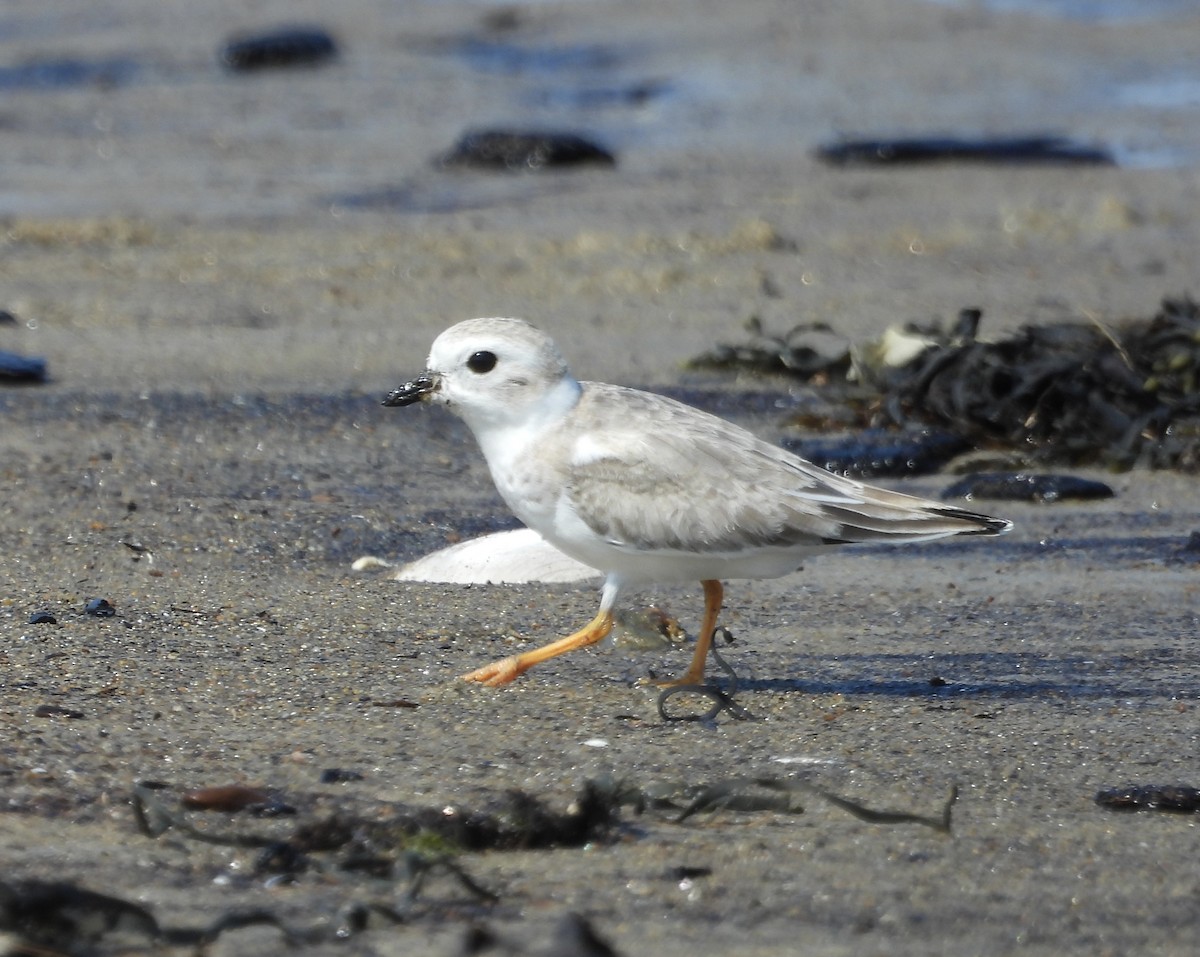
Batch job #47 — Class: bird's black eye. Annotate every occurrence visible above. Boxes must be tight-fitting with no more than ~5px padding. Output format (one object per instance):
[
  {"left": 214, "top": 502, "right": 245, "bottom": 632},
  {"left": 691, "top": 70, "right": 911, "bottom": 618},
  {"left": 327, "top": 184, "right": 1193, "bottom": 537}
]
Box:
[{"left": 466, "top": 350, "right": 497, "bottom": 374}]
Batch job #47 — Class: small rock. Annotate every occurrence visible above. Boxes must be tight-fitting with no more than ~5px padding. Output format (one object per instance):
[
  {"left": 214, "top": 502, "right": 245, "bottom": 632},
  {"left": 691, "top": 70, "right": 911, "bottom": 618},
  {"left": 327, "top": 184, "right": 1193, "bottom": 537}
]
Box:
[
  {"left": 1095, "top": 784, "right": 1200, "bottom": 813},
  {"left": 437, "top": 129, "right": 616, "bottom": 172},
  {"left": 0, "top": 349, "right": 48, "bottom": 383},
  {"left": 34, "top": 704, "right": 85, "bottom": 719},
  {"left": 320, "top": 768, "right": 364, "bottom": 784},
  {"left": 219, "top": 27, "right": 338, "bottom": 72},
  {"left": 84, "top": 598, "right": 116, "bottom": 617}
]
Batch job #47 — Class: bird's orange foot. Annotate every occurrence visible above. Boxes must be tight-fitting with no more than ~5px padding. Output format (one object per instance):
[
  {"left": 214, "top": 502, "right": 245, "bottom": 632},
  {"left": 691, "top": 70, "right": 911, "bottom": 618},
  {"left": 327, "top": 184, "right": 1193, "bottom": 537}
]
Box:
[
  {"left": 460, "top": 655, "right": 527, "bottom": 687},
  {"left": 641, "top": 667, "right": 707, "bottom": 689}
]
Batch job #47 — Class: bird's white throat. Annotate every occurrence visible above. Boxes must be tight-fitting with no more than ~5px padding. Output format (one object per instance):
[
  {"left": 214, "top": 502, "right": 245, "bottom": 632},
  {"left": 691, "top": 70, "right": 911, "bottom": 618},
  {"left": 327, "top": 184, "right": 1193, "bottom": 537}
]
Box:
[{"left": 469, "top": 373, "right": 582, "bottom": 466}]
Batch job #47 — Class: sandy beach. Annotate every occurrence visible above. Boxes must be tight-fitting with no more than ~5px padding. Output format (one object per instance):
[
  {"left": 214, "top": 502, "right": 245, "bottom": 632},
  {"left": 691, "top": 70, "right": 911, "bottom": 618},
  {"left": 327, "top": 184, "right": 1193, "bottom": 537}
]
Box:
[{"left": 2, "top": 0, "right": 1199, "bottom": 954}]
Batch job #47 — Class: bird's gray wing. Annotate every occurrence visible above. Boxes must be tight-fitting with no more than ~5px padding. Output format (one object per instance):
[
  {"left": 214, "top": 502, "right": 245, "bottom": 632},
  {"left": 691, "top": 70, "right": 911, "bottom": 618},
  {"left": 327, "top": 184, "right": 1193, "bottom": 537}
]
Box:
[
  {"left": 563, "top": 384, "right": 1006, "bottom": 552},
  {"left": 562, "top": 388, "right": 858, "bottom": 553}
]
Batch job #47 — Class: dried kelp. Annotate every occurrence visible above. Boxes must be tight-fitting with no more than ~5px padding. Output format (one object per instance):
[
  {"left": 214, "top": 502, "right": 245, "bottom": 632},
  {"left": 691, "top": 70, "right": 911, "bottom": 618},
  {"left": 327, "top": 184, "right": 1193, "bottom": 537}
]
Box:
[
  {"left": 219, "top": 27, "right": 338, "bottom": 72},
  {"left": 623, "top": 776, "right": 957, "bottom": 832},
  {"left": 437, "top": 129, "right": 616, "bottom": 171},
  {"left": 0, "top": 349, "right": 47, "bottom": 383},
  {"left": 134, "top": 778, "right": 620, "bottom": 859},
  {"left": 697, "top": 297, "right": 1200, "bottom": 471},
  {"left": 0, "top": 879, "right": 314, "bottom": 953},
  {"left": 656, "top": 628, "right": 759, "bottom": 722},
  {"left": 3, "top": 775, "right": 951, "bottom": 954},
  {"left": 0, "top": 880, "right": 160, "bottom": 951},
  {"left": 873, "top": 298, "right": 1200, "bottom": 469}
]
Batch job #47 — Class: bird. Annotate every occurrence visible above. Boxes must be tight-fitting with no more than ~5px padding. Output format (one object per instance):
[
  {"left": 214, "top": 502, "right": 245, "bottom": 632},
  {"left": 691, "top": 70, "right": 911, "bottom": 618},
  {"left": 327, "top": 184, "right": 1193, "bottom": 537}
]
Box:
[{"left": 383, "top": 317, "right": 1011, "bottom": 687}]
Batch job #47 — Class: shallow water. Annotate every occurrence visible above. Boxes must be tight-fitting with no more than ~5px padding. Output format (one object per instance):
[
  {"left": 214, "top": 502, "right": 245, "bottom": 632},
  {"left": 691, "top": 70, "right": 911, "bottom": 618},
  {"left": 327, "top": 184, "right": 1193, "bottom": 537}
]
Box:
[
  {"left": 1, "top": 0, "right": 1199, "bottom": 221},
  {"left": 927, "top": 0, "right": 1200, "bottom": 21}
]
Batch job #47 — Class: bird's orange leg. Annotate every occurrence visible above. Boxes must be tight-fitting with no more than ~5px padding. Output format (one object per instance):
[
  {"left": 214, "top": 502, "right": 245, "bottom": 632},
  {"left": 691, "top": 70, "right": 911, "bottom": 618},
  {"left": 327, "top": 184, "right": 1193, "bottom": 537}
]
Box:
[
  {"left": 657, "top": 579, "right": 723, "bottom": 687},
  {"left": 460, "top": 608, "right": 616, "bottom": 687}
]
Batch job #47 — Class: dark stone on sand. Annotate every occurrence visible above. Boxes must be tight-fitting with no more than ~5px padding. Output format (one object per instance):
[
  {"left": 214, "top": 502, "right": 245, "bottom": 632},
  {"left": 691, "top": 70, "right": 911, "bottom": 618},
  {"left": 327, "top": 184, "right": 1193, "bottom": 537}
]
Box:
[
  {"left": 815, "top": 135, "right": 1114, "bottom": 167},
  {"left": 0, "top": 309, "right": 17, "bottom": 325},
  {"left": 437, "top": 129, "right": 616, "bottom": 171},
  {"left": 941, "top": 473, "right": 1115, "bottom": 503},
  {"left": 1095, "top": 784, "right": 1200, "bottom": 813},
  {"left": 783, "top": 429, "right": 969, "bottom": 479},
  {"left": 28, "top": 610, "right": 56, "bottom": 624},
  {"left": 667, "top": 865, "right": 713, "bottom": 880},
  {"left": 83, "top": 598, "right": 116, "bottom": 617},
  {"left": 0, "top": 349, "right": 47, "bottom": 383},
  {"left": 320, "top": 768, "right": 365, "bottom": 784},
  {"left": 219, "top": 27, "right": 338, "bottom": 72},
  {"left": 34, "top": 704, "right": 84, "bottom": 719}
]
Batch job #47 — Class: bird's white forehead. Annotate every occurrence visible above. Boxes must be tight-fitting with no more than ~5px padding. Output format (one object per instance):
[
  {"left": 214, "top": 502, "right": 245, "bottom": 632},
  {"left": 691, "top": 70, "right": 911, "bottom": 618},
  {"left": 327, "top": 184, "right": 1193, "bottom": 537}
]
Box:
[
  {"left": 428, "top": 317, "right": 563, "bottom": 369},
  {"left": 427, "top": 316, "right": 571, "bottom": 390}
]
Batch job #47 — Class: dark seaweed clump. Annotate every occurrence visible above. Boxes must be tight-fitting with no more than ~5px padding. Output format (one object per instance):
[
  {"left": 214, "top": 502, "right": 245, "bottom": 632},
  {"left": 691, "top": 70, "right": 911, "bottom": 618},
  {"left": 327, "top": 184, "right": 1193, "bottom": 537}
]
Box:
[
  {"left": 698, "top": 297, "right": 1200, "bottom": 471},
  {"left": 876, "top": 297, "right": 1200, "bottom": 470}
]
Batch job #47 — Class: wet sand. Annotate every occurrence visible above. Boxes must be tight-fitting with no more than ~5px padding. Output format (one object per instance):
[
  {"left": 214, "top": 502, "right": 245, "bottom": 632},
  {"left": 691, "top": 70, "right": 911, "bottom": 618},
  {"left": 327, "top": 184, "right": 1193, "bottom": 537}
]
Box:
[{"left": 3, "top": 0, "right": 1200, "bottom": 954}]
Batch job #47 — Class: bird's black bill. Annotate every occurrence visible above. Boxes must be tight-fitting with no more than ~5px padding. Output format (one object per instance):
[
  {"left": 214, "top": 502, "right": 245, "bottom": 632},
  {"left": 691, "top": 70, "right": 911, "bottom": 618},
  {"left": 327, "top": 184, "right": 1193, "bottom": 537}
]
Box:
[{"left": 382, "top": 374, "right": 436, "bottom": 407}]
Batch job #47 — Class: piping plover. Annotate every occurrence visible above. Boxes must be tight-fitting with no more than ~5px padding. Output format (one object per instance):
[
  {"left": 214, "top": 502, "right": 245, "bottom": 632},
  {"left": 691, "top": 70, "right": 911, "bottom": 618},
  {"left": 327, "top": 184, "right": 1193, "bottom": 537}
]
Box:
[{"left": 384, "top": 318, "right": 1011, "bottom": 687}]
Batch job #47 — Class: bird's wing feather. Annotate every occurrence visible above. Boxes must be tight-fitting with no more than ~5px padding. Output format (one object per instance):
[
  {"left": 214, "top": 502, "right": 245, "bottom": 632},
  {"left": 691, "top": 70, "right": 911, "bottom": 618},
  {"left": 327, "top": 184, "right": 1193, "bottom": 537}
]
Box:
[{"left": 562, "top": 384, "right": 1004, "bottom": 553}]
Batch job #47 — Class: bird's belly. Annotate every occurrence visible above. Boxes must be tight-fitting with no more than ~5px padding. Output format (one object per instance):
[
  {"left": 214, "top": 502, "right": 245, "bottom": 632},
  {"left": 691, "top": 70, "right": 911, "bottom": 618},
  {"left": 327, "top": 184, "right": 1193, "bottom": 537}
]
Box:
[{"left": 542, "top": 500, "right": 818, "bottom": 583}]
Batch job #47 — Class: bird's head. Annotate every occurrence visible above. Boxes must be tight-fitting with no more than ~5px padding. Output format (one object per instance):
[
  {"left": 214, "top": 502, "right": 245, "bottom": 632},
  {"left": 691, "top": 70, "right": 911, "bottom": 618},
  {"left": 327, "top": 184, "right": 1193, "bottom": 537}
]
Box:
[{"left": 383, "top": 317, "right": 581, "bottom": 435}]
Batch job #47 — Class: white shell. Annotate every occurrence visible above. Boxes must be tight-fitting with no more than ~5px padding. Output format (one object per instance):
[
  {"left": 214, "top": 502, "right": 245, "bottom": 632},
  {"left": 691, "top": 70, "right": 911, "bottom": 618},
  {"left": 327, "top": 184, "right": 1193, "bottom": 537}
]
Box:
[{"left": 390, "top": 528, "right": 600, "bottom": 584}]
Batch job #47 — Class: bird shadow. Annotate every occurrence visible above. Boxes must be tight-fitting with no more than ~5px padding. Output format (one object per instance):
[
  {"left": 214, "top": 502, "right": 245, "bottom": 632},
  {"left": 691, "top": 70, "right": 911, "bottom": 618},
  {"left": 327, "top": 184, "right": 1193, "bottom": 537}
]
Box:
[{"left": 692, "top": 648, "right": 1194, "bottom": 702}]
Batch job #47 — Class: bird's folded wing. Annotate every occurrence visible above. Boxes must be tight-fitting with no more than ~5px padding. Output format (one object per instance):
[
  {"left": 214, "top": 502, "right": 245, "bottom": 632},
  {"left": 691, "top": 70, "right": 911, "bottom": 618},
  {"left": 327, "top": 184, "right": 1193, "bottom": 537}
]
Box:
[{"left": 564, "top": 421, "right": 855, "bottom": 552}]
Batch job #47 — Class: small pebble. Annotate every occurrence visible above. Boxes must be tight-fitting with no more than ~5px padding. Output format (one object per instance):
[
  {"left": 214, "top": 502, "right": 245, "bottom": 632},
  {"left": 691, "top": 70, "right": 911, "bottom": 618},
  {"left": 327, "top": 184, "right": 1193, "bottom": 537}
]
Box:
[
  {"left": 667, "top": 865, "right": 712, "bottom": 881},
  {"left": 437, "top": 129, "right": 616, "bottom": 172},
  {"left": 219, "top": 27, "right": 338, "bottom": 72},
  {"left": 0, "top": 349, "right": 48, "bottom": 383},
  {"left": 28, "top": 611, "right": 57, "bottom": 625},
  {"left": 320, "top": 768, "right": 364, "bottom": 784},
  {"left": 84, "top": 598, "right": 116, "bottom": 617},
  {"left": 1095, "top": 784, "right": 1200, "bottom": 813}
]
